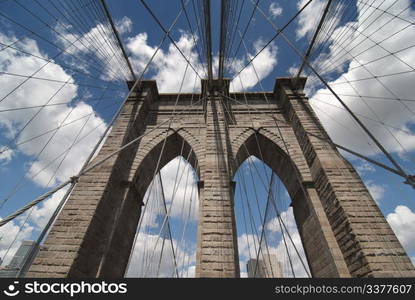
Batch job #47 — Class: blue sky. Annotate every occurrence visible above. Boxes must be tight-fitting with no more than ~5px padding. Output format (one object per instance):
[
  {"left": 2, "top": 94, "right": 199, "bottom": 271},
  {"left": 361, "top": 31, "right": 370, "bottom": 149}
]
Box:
[{"left": 0, "top": 0, "right": 414, "bottom": 277}]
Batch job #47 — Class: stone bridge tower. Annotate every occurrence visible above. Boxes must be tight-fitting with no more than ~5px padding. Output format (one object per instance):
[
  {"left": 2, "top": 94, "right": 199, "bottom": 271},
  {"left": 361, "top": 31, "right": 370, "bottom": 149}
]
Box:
[{"left": 27, "top": 78, "right": 415, "bottom": 278}]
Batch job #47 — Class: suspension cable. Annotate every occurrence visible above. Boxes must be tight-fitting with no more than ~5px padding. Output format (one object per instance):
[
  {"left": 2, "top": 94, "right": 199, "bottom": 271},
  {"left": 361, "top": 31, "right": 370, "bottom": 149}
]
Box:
[{"left": 250, "top": 0, "right": 415, "bottom": 189}]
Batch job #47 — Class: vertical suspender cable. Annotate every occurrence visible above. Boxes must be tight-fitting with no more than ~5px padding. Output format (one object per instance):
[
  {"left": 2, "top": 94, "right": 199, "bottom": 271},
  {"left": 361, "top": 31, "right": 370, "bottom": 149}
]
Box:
[
  {"left": 218, "top": 0, "right": 228, "bottom": 81},
  {"left": 203, "top": 0, "right": 213, "bottom": 81},
  {"left": 249, "top": 0, "right": 415, "bottom": 189}
]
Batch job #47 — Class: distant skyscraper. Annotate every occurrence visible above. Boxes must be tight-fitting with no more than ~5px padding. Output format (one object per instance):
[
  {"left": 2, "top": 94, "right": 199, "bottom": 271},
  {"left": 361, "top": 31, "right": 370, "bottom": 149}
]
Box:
[
  {"left": 262, "top": 254, "right": 282, "bottom": 278},
  {"left": 0, "top": 240, "right": 38, "bottom": 278},
  {"left": 247, "top": 259, "right": 266, "bottom": 278},
  {"left": 247, "top": 254, "right": 282, "bottom": 278}
]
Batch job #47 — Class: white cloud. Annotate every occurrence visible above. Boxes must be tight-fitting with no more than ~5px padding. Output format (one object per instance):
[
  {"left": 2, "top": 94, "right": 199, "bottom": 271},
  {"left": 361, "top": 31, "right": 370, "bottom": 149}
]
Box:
[
  {"left": 366, "top": 181, "right": 386, "bottom": 204},
  {"left": 125, "top": 232, "right": 196, "bottom": 277},
  {"left": 240, "top": 271, "right": 248, "bottom": 278},
  {"left": 387, "top": 205, "right": 415, "bottom": 254},
  {"left": 127, "top": 157, "right": 199, "bottom": 277},
  {"left": 28, "top": 188, "right": 69, "bottom": 230},
  {"left": 140, "top": 157, "right": 199, "bottom": 230},
  {"left": 296, "top": 0, "right": 326, "bottom": 39},
  {"left": 0, "top": 188, "right": 69, "bottom": 267},
  {"left": 0, "top": 145, "right": 13, "bottom": 165},
  {"left": 238, "top": 233, "right": 260, "bottom": 260},
  {"left": 287, "top": 65, "right": 299, "bottom": 76},
  {"left": 126, "top": 31, "right": 278, "bottom": 93},
  {"left": 115, "top": 16, "right": 133, "bottom": 35},
  {"left": 0, "top": 216, "right": 34, "bottom": 266},
  {"left": 266, "top": 207, "right": 297, "bottom": 233},
  {"left": 160, "top": 157, "right": 199, "bottom": 220},
  {"left": 0, "top": 29, "right": 112, "bottom": 271},
  {"left": 0, "top": 32, "right": 107, "bottom": 188},
  {"left": 230, "top": 39, "right": 278, "bottom": 92},
  {"left": 266, "top": 207, "right": 310, "bottom": 277},
  {"left": 54, "top": 22, "right": 131, "bottom": 81},
  {"left": 305, "top": 0, "right": 415, "bottom": 156},
  {"left": 269, "top": 2, "right": 283, "bottom": 18},
  {"left": 238, "top": 207, "right": 310, "bottom": 277},
  {"left": 127, "top": 32, "right": 203, "bottom": 93},
  {"left": 296, "top": 0, "right": 343, "bottom": 40},
  {"left": 355, "top": 160, "right": 376, "bottom": 176},
  {"left": 275, "top": 231, "right": 309, "bottom": 277},
  {"left": 182, "top": 264, "right": 195, "bottom": 278}
]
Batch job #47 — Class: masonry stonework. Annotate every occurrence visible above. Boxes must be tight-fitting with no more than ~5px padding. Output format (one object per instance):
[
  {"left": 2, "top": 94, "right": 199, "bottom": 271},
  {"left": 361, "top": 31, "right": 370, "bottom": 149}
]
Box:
[{"left": 26, "top": 78, "right": 415, "bottom": 278}]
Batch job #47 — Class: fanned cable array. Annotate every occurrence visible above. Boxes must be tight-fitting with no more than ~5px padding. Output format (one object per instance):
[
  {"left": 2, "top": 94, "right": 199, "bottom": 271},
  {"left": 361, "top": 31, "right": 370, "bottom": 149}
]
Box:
[{"left": 0, "top": 0, "right": 413, "bottom": 278}]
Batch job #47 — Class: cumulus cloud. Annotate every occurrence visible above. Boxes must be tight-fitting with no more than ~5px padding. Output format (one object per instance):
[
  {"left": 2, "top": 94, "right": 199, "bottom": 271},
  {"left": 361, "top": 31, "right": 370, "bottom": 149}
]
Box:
[
  {"left": 287, "top": 65, "right": 299, "bottom": 76},
  {"left": 296, "top": 0, "right": 343, "bottom": 41},
  {"left": 54, "top": 22, "right": 131, "bottom": 81},
  {"left": 160, "top": 157, "right": 199, "bottom": 220},
  {"left": 139, "top": 157, "right": 199, "bottom": 230},
  {"left": 0, "top": 32, "right": 107, "bottom": 188},
  {"left": 365, "top": 181, "right": 386, "bottom": 204},
  {"left": 126, "top": 157, "right": 199, "bottom": 277},
  {"left": 115, "top": 16, "right": 133, "bottom": 35},
  {"left": 0, "top": 146, "right": 13, "bottom": 165},
  {"left": 269, "top": 2, "right": 283, "bottom": 18},
  {"left": 27, "top": 188, "right": 69, "bottom": 230},
  {"left": 0, "top": 217, "right": 33, "bottom": 266},
  {"left": 126, "top": 30, "right": 278, "bottom": 93},
  {"left": 125, "top": 232, "right": 196, "bottom": 277},
  {"left": 296, "top": 0, "right": 326, "bottom": 39},
  {"left": 238, "top": 233, "right": 260, "bottom": 260},
  {"left": 355, "top": 160, "right": 376, "bottom": 176},
  {"left": 126, "top": 32, "right": 203, "bottom": 93},
  {"left": 238, "top": 207, "right": 310, "bottom": 278},
  {"left": 387, "top": 205, "right": 415, "bottom": 254},
  {"left": 229, "top": 39, "right": 278, "bottom": 92},
  {"left": 0, "top": 188, "right": 69, "bottom": 266},
  {"left": 265, "top": 207, "right": 310, "bottom": 277},
  {"left": 0, "top": 30, "right": 108, "bottom": 264},
  {"left": 303, "top": 0, "right": 415, "bottom": 157},
  {"left": 266, "top": 207, "right": 297, "bottom": 233}
]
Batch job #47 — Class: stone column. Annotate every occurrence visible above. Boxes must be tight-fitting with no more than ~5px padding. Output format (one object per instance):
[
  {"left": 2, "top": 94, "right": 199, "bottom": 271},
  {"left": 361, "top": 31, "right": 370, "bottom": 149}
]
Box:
[
  {"left": 276, "top": 77, "right": 415, "bottom": 277},
  {"left": 196, "top": 80, "right": 240, "bottom": 277},
  {"left": 26, "top": 81, "right": 158, "bottom": 277},
  {"left": 292, "top": 185, "right": 351, "bottom": 277}
]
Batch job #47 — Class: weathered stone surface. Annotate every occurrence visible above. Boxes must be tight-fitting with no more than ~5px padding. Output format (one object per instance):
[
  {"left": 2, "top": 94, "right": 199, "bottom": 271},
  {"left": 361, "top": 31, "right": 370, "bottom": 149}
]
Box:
[{"left": 275, "top": 77, "right": 415, "bottom": 278}]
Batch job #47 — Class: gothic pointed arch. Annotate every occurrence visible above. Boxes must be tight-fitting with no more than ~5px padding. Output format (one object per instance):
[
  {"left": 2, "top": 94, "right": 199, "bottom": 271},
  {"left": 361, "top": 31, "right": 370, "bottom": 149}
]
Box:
[
  {"left": 233, "top": 131, "right": 351, "bottom": 277},
  {"left": 234, "top": 130, "right": 310, "bottom": 198},
  {"left": 97, "top": 129, "right": 201, "bottom": 277},
  {"left": 129, "top": 129, "right": 201, "bottom": 197}
]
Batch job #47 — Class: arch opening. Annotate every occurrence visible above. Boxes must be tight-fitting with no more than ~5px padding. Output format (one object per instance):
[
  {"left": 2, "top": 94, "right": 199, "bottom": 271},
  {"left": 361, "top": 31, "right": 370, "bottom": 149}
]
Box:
[
  {"left": 125, "top": 156, "right": 199, "bottom": 278},
  {"left": 234, "top": 155, "right": 311, "bottom": 278},
  {"left": 96, "top": 131, "right": 201, "bottom": 278}
]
